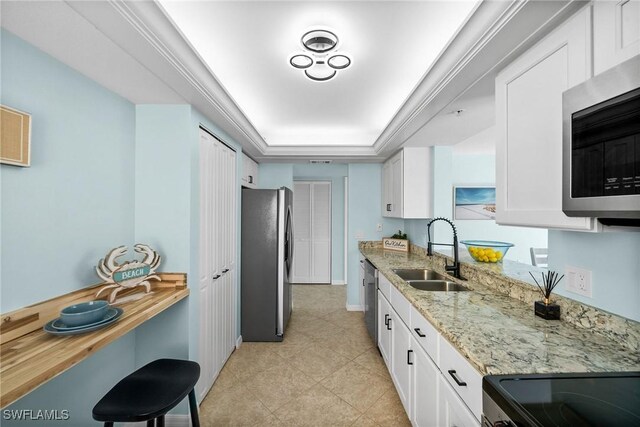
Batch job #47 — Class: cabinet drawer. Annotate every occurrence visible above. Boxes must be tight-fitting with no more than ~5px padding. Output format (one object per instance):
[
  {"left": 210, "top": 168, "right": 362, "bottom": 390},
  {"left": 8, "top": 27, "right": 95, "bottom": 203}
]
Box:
[
  {"left": 378, "top": 274, "right": 391, "bottom": 300},
  {"left": 438, "top": 335, "right": 482, "bottom": 421},
  {"left": 410, "top": 305, "right": 439, "bottom": 364},
  {"left": 390, "top": 284, "right": 410, "bottom": 326}
]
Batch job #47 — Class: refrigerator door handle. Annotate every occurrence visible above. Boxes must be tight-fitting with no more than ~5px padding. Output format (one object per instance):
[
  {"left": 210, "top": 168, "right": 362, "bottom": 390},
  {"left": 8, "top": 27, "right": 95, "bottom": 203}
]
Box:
[{"left": 276, "top": 188, "right": 285, "bottom": 337}]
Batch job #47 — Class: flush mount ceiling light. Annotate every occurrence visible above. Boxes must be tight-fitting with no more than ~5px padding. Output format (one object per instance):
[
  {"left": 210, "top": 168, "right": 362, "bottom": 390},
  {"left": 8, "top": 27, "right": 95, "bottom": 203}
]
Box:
[
  {"left": 302, "top": 29, "right": 337, "bottom": 53},
  {"left": 289, "top": 28, "right": 351, "bottom": 82}
]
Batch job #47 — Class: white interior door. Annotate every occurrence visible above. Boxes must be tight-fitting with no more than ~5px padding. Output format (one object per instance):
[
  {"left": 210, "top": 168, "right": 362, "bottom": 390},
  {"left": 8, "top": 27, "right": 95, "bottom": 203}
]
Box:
[
  {"left": 292, "top": 181, "right": 331, "bottom": 283},
  {"left": 197, "top": 128, "right": 237, "bottom": 401}
]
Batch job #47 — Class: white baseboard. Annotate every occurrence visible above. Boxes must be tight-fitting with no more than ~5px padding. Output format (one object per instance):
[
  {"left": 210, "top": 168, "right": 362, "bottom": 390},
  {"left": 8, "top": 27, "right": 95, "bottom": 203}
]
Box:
[
  {"left": 124, "top": 414, "right": 190, "bottom": 427},
  {"left": 236, "top": 335, "right": 243, "bottom": 349},
  {"left": 346, "top": 304, "right": 364, "bottom": 311},
  {"left": 331, "top": 280, "right": 346, "bottom": 285}
]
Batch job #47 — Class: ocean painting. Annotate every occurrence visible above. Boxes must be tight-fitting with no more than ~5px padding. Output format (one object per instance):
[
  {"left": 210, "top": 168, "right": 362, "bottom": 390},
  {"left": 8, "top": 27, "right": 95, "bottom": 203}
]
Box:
[{"left": 454, "top": 187, "right": 496, "bottom": 220}]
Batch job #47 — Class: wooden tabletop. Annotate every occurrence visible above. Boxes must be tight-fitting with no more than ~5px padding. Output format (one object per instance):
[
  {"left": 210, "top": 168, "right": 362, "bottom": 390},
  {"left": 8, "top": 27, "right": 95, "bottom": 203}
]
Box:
[{"left": 0, "top": 274, "right": 189, "bottom": 408}]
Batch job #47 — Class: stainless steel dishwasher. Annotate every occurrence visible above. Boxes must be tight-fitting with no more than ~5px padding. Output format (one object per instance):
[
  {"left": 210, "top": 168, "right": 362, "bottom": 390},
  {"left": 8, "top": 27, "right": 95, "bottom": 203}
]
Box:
[{"left": 363, "top": 259, "right": 378, "bottom": 343}]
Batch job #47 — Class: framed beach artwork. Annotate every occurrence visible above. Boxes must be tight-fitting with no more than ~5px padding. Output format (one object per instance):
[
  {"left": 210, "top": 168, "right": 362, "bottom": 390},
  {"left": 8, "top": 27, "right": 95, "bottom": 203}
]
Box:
[{"left": 453, "top": 186, "right": 496, "bottom": 220}]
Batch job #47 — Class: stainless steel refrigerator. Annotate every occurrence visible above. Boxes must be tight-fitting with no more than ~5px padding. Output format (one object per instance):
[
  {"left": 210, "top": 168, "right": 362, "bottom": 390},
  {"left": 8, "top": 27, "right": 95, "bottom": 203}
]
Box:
[{"left": 241, "top": 187, "right": 293, "bottom": 341}]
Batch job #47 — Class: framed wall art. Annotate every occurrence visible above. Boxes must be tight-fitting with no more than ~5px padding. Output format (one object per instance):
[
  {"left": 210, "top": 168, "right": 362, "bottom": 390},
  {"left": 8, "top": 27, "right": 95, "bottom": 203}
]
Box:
[
  {"left": 1, "top": 105, "right": 31, "bottom": 167},
  {"left": 453, "top": 186, "right": 496, "bottom": 220}
]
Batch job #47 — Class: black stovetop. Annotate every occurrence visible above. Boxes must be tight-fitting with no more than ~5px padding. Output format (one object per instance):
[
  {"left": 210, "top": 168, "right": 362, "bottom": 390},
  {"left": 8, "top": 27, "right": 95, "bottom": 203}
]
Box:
[{"left": 483, "top": 372, "right": 640, "bottom": 427}]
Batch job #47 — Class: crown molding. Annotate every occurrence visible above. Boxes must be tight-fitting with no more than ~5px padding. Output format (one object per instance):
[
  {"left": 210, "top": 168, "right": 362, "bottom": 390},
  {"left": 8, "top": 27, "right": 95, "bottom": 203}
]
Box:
[
  {"left": 372, "top": 0, "right": 587, "bottom": 159},
  {"left": 65, "top": 0, "right": 586, "bottom": 162},
  {"left": 66, "top": 0, "right": 268, "bottom": 156}
]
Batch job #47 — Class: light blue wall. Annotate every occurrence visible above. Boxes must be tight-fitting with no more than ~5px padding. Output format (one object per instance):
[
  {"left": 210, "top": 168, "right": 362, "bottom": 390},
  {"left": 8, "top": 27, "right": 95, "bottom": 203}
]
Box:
[
  {"left": 1, "top": 30, "right": 137, "bottom": 426},
  {"left": 347, "top": 163, "right": 403, "bottom": 306},
  {"left": 549, "top": 230, "right": 640, "bottom": 322},
  {"left": 1, "top": 30, "right": 135, "bottom": 311},
  {"left": 452, "top": 153, "right": 547, "bottom": 263},
  {"left": 258, "top": 163, "right": 293, "bottom": 189},
  {"left": 133, "top": 106, "right": 191, "bottom": 414},
  {"left": 405, "top": 147, "right": 548, "bottom": 264},
  {"left": 2, "top": 332, "right": 137, "bottom": 427},
  {"left": 293, "top": 163, "right": 348, "bottom": 283}
]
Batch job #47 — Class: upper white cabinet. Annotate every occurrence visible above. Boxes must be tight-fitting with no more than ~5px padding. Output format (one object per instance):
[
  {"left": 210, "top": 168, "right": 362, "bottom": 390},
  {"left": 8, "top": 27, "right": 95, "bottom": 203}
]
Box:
[
  {"left": 593, "top": 0, "right": 640, "bottom": 75},
  {"left": 495, "top": 5, "right": 595, "bottom": 231},
  {"left": 382, "top": 147, "right": 433, "bottom": 219},
  {"left": 241, "top": 153, "right": 258, "bottom": 189}
]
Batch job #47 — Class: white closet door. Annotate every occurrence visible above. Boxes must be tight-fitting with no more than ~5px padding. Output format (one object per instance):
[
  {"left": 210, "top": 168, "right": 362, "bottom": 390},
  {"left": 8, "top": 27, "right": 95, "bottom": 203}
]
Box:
[
  {"left": 292, "top": 181, "right": 331, "bottom": 283},
  {"left": 198, "top": 129, "right": 237, "bottom": 400},
  {"left": 311, "top": 182, "right": 331, "bottom": 283},
  {"left": 293, "top": 182, "right": 311, "bottom": 282}
]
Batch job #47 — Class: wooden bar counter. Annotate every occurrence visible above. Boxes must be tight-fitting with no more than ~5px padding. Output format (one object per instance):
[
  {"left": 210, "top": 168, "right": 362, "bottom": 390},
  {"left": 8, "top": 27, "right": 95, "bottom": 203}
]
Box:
[{"left": 0, "top": 273, "right": 189, "bottom": 408}]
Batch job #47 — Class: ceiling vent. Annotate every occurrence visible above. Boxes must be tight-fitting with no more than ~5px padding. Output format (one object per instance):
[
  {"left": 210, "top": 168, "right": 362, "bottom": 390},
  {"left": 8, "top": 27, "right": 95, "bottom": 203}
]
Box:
[{"left": 309, "top": 160, "right": 332, "bottom": 164}]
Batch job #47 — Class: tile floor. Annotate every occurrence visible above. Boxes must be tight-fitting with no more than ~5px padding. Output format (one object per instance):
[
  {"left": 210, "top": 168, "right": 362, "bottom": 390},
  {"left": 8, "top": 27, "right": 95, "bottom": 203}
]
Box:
[{"left": 199, "top": 285, "right": 411, "bottom": 426}]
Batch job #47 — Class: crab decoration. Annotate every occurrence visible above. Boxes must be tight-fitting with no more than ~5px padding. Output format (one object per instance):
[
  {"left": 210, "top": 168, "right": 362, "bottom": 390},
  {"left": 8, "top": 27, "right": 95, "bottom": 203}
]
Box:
[{"left": 95, "top": 244, "right": 162, "bottom": 302}]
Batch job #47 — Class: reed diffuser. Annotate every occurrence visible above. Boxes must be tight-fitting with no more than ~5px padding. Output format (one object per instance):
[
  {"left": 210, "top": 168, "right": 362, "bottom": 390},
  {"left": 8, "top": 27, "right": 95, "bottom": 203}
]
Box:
[{"left": 530, "top": 271, "right": 564, "bottom": 320}]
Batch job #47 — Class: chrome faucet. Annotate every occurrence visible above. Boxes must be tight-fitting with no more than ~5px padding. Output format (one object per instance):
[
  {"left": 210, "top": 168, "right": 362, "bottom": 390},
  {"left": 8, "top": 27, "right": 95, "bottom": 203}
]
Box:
[{"left": 426, "top": 217, "right": 463, "bottom": 280}]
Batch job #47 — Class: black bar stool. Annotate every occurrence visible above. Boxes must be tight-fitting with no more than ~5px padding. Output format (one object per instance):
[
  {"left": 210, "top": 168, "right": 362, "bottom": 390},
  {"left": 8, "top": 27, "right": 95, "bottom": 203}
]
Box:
[{"left": 93, "top": 358, "right": 200, "bottom": 427}]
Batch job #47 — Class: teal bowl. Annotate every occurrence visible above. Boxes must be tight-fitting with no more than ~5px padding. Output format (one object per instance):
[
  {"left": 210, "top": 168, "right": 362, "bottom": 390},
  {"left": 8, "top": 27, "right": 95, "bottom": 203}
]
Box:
[
  {"left": 60, "top": 300, "right": 109, "bottom": 327},
  {"left": 460, "top": 240, "right": 514, "bottom": 263}
]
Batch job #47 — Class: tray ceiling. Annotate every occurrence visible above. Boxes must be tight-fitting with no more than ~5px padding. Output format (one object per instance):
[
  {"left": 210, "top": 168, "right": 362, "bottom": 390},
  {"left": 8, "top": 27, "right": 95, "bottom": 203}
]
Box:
[{"left": 158, "top": 1, "right": 477, "bottom": 148}]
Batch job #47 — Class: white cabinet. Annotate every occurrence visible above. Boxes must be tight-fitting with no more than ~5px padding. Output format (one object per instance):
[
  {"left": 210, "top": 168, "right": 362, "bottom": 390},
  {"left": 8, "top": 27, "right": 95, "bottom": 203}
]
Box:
[
  {"left": 412, "top": 341, "right": 440, "bottom": 427},
  {"left": 410, "top": 304, "right": 439, "bottom": 364},
  {"left": 438, "top": 375, "right": 480, "bottom": 427},
  {"left": 198, "top": 129, "right": 237, "bottom": 400},
  {"left": 378, "top": 290, "right": 392, "bottom": 365},
  {"left": 438, "top": 335, "right": 483, "bottom": 421},
  {"left": 495, "top": 5, "right": 595, "bottom": 231},
  {"left": 241, "top": 153, "right": 258, "bottom": 189},
  {"left": 594, "top": 0, "right": 640, "bottom": 75},
  {"left": 376, "top": 274, "right": 481, "bottom": 427},
  {"left": 390, "top": 309, "right": 412, "bottom": 416},
  {"left": 382, "top": 147, "right": 433, "bottom": 219}
]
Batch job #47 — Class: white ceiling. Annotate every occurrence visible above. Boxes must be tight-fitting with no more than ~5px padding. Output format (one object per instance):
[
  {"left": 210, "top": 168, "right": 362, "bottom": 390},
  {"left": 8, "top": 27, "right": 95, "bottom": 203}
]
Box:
[
  {"left": 158, "top": 1, "right": 478, "bottom": 147},
  {"left": 404, "top": 72, "right": 495, "bottom": 147},
  {"left": 1, "top": 0, "right": 580, "bottom": 161}
]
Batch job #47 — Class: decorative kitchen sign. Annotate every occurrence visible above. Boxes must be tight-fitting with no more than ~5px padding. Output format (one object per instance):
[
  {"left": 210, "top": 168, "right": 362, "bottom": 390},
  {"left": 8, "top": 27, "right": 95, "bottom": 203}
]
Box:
[
  {"left": 95, "top": 244, "right": 162, "bottom": 302},
  {"left": 383, "top": 230, "right": 409, "bottom": 252},
  {"left": 0, "top": 105, "right": 31, "bottom": 167}
]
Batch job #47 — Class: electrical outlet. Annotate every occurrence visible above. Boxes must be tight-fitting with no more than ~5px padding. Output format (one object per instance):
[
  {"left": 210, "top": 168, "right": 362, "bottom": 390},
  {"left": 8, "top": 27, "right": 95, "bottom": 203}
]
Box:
[
  {"left": 376, "top": 223, "right": 383, "bottom": 232},
  {"left": 355, "top": 231, "right": 365, "bottom": 239},
  {"left": 566, "top": 266, "right": 592, "bottom": 298}
]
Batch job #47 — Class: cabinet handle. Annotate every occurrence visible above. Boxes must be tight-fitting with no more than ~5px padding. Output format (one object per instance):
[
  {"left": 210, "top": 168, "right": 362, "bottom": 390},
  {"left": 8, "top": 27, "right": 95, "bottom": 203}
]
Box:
[
  {"left": 407, "top": 349, "right": 414, "bottom": 365},
  {"left": 212, "top": 274, "right": 221, "bottom": 280},
  {"left": 222, "top": 268, "right": 229, "bottom": 273},
  {"left": 448, "top": 370, "right": 467, "bottom": 387},
  {"left": 414, "top": 328, "right": 426, "bottom": 338},
  {"left": 386, "top": 318, "right": 392, "bottom": 331},
  {"left": 362, "top": 279, "right": 365, "bottom": 287},
  {"left": 384, "top": 314, "right": 389, "bottom": 326},
  {"left": 248, "top": 175, "right": 253, "bottom": 184},
  {"left": 386, "top": 204, "right": 392, "bottom": 212}
]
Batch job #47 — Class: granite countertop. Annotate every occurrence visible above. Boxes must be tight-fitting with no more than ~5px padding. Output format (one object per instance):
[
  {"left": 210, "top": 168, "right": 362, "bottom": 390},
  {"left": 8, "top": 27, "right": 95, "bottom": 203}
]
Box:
[{"left": 360, "top": 246, "right": 640, "bottom": 376}]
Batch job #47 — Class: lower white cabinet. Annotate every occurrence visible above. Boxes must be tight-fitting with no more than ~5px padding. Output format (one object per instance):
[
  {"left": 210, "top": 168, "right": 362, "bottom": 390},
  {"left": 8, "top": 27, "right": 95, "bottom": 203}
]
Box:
[
  {"left": 378, "top": 290, "right": 392, "bottom": 364},
  {"left": 412, "top": 341, "right": 439, "bottom": 426},
  {"left": 376, "top": 277, "right": 480, "bottom": 427},
  {"left": 438, "top": 375, "right": 479, "bottom": 427},
  {"left": 390, "top": 308, "right": 413, "bottom": 416},
  {"left": 438, "top": 335, "right": 483, "bottom": 420}
]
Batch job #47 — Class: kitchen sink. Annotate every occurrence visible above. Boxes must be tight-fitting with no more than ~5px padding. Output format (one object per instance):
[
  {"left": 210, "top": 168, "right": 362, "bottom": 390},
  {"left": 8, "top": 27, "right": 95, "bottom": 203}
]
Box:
[
  {"left": 406, "top": 280, "right": 469, "bottom": 292},
  {"left": 392, "top": 268, "right": 448, "bottom": 281}
]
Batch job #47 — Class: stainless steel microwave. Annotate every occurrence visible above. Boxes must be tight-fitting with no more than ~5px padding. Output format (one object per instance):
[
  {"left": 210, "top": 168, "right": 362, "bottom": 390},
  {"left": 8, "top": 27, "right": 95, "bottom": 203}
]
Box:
[{"left": 563, "top": 55, "right": 640, "bottom": 221}]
